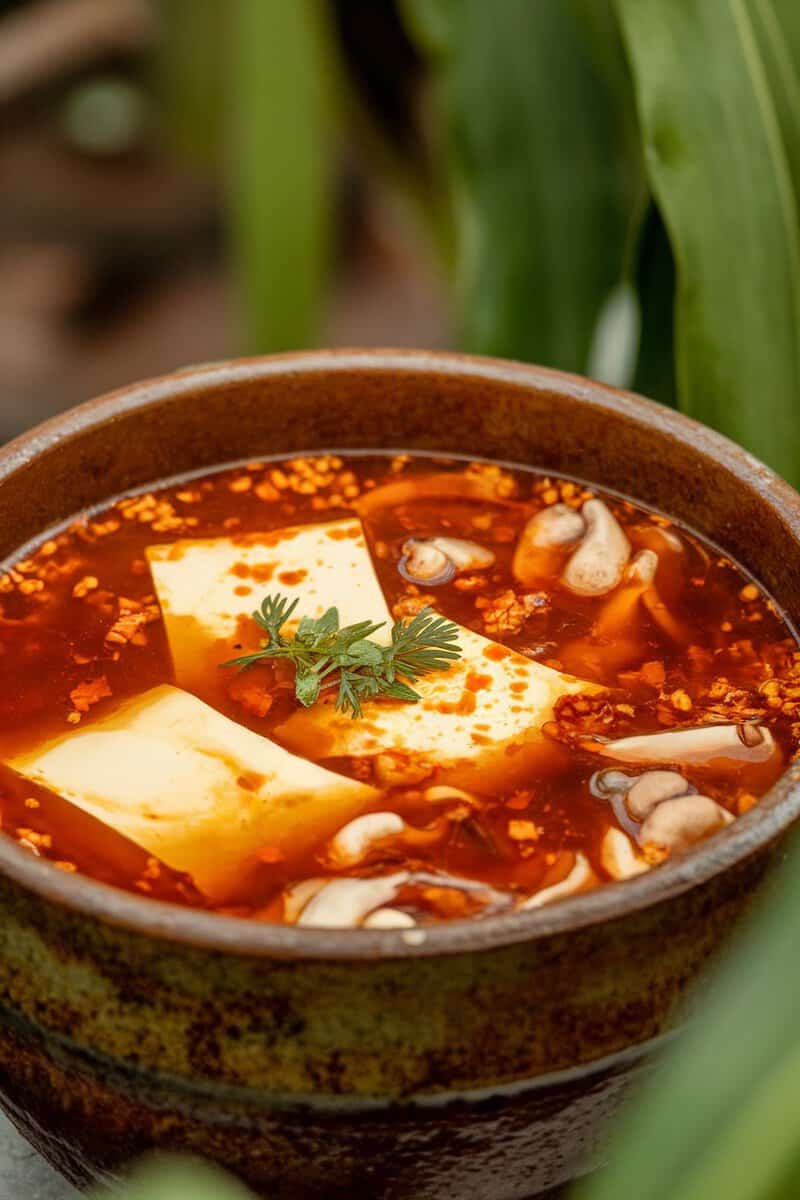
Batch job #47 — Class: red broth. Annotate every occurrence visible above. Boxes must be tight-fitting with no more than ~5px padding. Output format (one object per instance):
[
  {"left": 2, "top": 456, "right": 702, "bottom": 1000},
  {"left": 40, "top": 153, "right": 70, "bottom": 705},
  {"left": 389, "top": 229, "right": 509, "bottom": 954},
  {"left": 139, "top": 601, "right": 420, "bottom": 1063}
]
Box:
[{"left": 0, "top": 453, "right": 797, "bottom": 926}]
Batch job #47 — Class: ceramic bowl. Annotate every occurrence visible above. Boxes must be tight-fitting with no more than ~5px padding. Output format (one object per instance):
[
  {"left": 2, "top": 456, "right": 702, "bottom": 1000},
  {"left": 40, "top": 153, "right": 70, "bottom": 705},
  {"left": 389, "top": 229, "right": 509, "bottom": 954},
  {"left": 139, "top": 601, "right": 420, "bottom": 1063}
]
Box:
[{"left": 0, "top": 351, "right": 798, "bottom": 1200}]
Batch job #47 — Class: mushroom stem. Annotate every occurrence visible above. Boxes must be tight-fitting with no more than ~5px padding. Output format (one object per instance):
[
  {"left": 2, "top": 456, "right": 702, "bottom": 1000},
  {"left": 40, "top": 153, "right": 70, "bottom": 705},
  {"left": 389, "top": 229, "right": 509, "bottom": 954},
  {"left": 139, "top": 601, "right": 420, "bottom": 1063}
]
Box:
[
  {"left": 561, "top": 500, "right": 631, "bottom": 597},
  {"left": 325, "top": 812, "right": 406, "bottom": 868},
  {"left": 513, "top": 504, "right": 586, "bottom": 586},
  {"left": 639, "top": 794, "right": 733, "bottom": 854},
  {"left": 601, "top": 827, "right": 650, "bottom": 880},
  {"left": 362, "top": 907, "right": 416, "bottom": 930},
  {"left": 584, "top": 723, "right": 777, "bottom": 766},
  {"left": 519, "top": 852, "right": 596, "bottom": 909},
  {"left": 297, "top": 872, "right": 410, "bottom": 928}
]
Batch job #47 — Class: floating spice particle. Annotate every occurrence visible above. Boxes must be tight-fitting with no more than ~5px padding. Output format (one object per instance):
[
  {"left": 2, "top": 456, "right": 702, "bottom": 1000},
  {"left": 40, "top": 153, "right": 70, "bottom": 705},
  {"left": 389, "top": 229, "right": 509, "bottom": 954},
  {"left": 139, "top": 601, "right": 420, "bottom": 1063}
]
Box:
[
  {"left": 721, "top": 621, "right": 733, "bottom": 633},
  {"left": 54, "top": 861, "right": 77, "bottom": 873},
  {"left": 740, "top": 584, "right": 759, "bottom": 602},
  {"left": 70, "top": 676, "right": 112, "bottom": 713},
  {"left": 89, "top": 519, "right": 120, "bottom": 537},
  {"left": 66, "top": 712, "right": 82, "bottom": 725},
  {"left": 105, "top": 602, "right": 160, "bottom": 646},
  {"left": 508, "top": 820, "right": 541, "bottom": 842},
  {"left": 72, "top": 575, "right": 99, "bottom": 598},
  {"left": 19, "top": 579, "right": 44, "bottom": 595},
  {"left": 671, "top": 689, "right": 693, "bottom": 713},
  {"left": 24, "top": 797, "right": 40, "bottom": 809},
  {"left": 16, "top": 828, "right": 51, "bottom": 850},
  {"left": 255, "top": 481, "right": 280, "bottom": 502},
  {"left": 229, "top": 476, "right": 252, "bottom": 493},
  {"left": 738, "top": 793, "right": 758, "bottom": 815}
]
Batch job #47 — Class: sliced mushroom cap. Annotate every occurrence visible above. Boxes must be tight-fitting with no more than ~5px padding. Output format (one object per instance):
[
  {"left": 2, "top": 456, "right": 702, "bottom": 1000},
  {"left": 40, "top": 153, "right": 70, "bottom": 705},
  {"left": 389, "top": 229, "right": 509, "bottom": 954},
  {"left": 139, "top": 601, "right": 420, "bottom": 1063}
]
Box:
[
  {"left": 625, "top": 770, "right": 690, "bottom": 821},
  {"left": 519, "top": 852, "right": 596, "bottom": 909},
  {"left": 297, "top": 872, "right": 410, "bottom": 928},
  {"left": 589, "top": 723, "right": 777, "bottom": 766},
  {"left": 362, "top": 907, "right": 416, "bottom": 930},
  {"left": 325, "top": 811, "right": 406, "bottom": 867},
  {"left": 399, "top": 536, "right": 494, "bottom": 586},
  {"left": 629, "top": 548, "right": 659, "bottom": 586},
  {"left": 513, "top": 504, "right": 585, "bottom": 586},
  {"left": 399, "top": 539, "right": 455, "bottom": 586},
  {"left": 428, "top": 537, "right": 495, "bottom": 571},
  {"left": 601, "top": 827, "right": 650, "bottom": 880},
  {"left": 639, "top": 794, "right": 733, "bottom": 855},
  {"left": 562, "top": 499, "right": 631, "bottom": 597}
]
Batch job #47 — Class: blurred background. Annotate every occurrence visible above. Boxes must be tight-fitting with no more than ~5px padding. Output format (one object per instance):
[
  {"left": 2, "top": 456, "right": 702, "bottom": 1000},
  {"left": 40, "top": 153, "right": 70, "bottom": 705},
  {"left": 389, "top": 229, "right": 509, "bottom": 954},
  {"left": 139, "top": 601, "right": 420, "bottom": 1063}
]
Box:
[
  {"left": 0, "top": 0, "right": 452, "bottom": 441},
  {"left": 2, "top": 0, "right": 798, "bottom": 491}
]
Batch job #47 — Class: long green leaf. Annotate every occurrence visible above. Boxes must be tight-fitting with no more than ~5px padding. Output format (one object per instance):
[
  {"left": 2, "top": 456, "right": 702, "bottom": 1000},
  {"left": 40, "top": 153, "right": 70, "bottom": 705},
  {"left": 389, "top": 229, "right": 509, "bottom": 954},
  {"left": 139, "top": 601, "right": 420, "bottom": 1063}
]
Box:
[
  {"left": 92, "top": 1156, "right": 255, "bottom": 1200},
  {"left": 576, "top": 833, "right": 800, "bottom": 1200},
  {"left": 615, "top": 0, "right": 800, "bottom": 486},
  {"left": 227, "top": 0, "right": 334, "bottom": 352},
  {"left": 155, "top": 0, "right": 229, "bottom": 166},
  {"left": 404, "top": 0, "right": 628, "bottom": 373},
  {"left": 750, "top": 0, "right": 800, "bottom": 205}
]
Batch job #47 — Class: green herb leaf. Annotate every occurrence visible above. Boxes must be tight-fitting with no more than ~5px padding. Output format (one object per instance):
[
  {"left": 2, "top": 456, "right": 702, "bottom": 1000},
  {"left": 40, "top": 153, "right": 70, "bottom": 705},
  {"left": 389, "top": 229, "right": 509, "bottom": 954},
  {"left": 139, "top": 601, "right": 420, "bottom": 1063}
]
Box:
[
  {"left": 294, "top": 670, "right": 322, "bottom": 708},
  {"left": 222, "top": 594, "right": 462, "bottom": 719}
]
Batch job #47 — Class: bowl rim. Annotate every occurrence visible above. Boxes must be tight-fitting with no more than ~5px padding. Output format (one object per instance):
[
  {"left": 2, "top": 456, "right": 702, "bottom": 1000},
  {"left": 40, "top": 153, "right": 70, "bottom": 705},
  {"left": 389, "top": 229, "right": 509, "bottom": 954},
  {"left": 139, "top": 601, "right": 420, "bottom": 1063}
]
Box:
[{"left": 2, "top": 347, "right": 799, "bottom": 960}]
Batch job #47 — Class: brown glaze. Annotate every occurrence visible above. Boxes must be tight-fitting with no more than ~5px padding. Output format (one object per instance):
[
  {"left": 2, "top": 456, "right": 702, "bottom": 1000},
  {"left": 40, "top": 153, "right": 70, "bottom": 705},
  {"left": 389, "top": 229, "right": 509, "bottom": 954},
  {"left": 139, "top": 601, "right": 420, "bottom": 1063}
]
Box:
[{"left": 0, "top": 351, "right": 798, "bottom": 1198}]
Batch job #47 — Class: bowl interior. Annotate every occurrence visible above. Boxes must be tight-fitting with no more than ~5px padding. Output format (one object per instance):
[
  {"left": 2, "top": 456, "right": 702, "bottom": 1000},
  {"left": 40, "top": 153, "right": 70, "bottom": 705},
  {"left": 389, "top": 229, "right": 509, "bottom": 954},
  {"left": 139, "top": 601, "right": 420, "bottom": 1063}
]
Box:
[{"left": 0, "top": 349, "right": 799, "bottom": 955}]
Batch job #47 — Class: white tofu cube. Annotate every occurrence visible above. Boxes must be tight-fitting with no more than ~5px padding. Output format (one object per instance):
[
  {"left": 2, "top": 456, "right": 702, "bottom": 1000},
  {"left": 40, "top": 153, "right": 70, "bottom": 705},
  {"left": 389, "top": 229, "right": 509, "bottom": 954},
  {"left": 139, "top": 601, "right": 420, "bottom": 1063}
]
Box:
[{"left": 9, "top": 685, "right": 377, "bottom": 901}]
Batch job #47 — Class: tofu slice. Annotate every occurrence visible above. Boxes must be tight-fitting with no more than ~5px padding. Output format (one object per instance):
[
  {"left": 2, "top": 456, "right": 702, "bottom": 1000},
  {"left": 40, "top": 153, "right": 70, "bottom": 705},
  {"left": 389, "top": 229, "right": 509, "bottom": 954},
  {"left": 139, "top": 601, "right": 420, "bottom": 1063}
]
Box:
[
  {"left": 147, "top": 518, "right": 393, "bottom": 692},
  {"left": 9, "top": 685, "right": 377, "bottom": 902},
  {"left": 147, "top": 515, "right": 599, "bottom": 793},
  {"left": 275, "top": 627, "right": 599, "bottom": 792}
]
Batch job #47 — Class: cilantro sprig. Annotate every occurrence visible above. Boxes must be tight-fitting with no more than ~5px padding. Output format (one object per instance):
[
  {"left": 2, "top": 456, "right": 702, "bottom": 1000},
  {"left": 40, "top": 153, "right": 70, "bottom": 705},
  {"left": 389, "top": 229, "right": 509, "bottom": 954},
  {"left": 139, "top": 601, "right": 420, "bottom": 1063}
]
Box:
[{"left": 222, "top": 593, "right": 462, "bottom": 719}]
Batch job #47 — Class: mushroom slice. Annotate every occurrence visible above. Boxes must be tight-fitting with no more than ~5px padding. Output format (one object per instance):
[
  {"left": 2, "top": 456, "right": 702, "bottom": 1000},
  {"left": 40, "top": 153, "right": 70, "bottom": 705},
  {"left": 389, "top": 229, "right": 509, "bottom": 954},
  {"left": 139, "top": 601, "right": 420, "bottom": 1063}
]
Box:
[
  {"left": 519, "top": 853, "right": 596, "bottom": 909},
  {"left": 362, "top": 907, "right": 416, "bottom": 930},
  {"left": 399, "top": 536, "right": 494, "bottom": 586},
  {"left": 399, "top": 540, "right": 455, "bottom": 586},
  {"left": 513, "top": 504, "right": 586, "bottom": 586},
  {"left": 562, "top": 500, "right": 631, "bottom": 597},
  {"left": 640, "top": 794, "right": 733, "bottom": 855},
  {"left": 585, "top": 723, "right": 777, "bottom": 766},
  {"left": 325, "top": 812, "right": 406, "bottom": 867},
  {"left": 601, "top": 827, "right": 650, "bottom": 880},
  {"left": 625, "top": 770, "right": 690, "bottom": 822},
  {"left": 283, "top": 877, "right": 328, "bottom": 923},
  {"left": 429, "top": 537, "right": 495, "bottom": 571},
  {"left": 589, "top": 549, "right": 660, "bottom": 647},
  {"left": 297, "top": 872, "right": 410, "bottom": 928}
]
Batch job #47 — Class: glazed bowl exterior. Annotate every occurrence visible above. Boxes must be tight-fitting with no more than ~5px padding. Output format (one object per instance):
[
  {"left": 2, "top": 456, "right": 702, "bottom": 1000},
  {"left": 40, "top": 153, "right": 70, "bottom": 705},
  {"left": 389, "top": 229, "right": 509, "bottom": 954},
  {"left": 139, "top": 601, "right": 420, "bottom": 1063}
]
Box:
[{"left": 0, "top": 351, "right": 799, "bottom": 1200}]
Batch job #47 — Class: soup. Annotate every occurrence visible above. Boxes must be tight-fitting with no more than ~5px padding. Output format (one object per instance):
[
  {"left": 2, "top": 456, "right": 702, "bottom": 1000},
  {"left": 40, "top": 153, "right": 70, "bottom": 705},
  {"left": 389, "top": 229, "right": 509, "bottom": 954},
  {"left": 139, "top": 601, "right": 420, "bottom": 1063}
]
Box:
[{"left": 1, "top": 453, "right": 797, "bottom": 928}]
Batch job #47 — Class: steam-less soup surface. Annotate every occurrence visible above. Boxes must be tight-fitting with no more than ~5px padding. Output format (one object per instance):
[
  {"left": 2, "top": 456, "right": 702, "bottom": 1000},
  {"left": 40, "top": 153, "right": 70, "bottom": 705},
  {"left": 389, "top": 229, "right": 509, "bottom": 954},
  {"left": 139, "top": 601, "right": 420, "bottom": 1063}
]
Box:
[{"left": 2, "top": 453, "right": 798, "bottom": 929}]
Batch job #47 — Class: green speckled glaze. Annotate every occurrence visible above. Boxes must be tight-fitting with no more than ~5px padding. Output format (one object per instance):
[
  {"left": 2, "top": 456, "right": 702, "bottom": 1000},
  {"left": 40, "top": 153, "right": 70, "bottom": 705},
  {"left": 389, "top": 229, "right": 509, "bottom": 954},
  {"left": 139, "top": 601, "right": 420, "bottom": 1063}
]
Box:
[{"left": 0, "top": 352, "right": 798, "bottom": 1199}]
